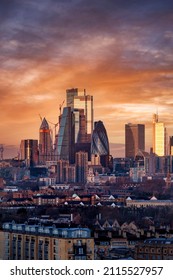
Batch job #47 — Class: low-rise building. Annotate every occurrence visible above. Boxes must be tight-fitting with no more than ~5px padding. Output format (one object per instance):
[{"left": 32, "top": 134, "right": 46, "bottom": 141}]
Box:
[
  {"left": 126, "top": 196, "right": 173, "bottom": 207},
  {"left": 135, "top": 238, "right": 173, "bottom": 260}
]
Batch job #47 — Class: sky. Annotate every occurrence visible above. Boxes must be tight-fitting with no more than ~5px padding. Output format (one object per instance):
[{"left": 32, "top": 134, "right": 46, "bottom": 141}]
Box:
[{"left": 1, "top": 0, "right": 173, "bottom": 158}]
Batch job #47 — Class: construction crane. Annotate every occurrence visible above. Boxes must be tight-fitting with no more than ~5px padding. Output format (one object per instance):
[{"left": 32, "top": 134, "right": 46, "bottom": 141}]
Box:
[
  {"left": 38, "top": 114, "right": 43, "bottom": 122},
  {"left": 48, "top": 120, "right": 59, "bottom": 138},
  {"left": 0, "top": 144, "right": 4, "bottom": 160},
  {"left": 59, "top": 100, "right": 65, "bottom": 116}
]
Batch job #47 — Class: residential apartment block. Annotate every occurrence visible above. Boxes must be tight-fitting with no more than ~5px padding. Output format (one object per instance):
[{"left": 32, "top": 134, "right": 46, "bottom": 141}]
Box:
[
  {"left": 135, "top": 238, "right": 173, "bottom": 260},
  {"left": 1, "top": 222, "right": 94, "bottom": 260}
]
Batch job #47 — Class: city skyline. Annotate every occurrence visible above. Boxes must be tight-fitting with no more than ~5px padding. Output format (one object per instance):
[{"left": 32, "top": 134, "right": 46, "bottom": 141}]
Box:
[{"left": 1, "top": 0, "right": 173, "bottom": 158}]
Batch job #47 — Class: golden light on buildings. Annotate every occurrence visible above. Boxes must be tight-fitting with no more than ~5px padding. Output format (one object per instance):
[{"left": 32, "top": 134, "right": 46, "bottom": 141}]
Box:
[{"left": 153, "top": 114, "right": 166, "bottom": 156}]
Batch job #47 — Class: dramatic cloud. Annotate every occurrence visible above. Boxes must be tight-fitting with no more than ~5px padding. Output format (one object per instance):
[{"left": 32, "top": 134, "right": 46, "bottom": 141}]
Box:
[{"left": 0, "top": 0, "right": 173, "bottom": 158}]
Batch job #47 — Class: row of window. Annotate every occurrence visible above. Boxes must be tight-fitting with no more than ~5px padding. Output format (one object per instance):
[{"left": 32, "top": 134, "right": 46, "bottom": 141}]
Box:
[{"left": 138, "top": 247, "right": 173, "bottom": 254}]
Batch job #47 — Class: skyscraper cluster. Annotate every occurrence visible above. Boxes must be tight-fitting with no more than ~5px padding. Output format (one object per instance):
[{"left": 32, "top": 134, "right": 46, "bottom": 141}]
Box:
[
  {"left": 19, "top": 88, "right": 111, "bottom": 183},
  {"left": 125, "top": 113, "right": 169, "bottom": 159},
  {"left": 19, "top": 88, "right": 173, "bottom": 183},
  {"left": 56, "top": 88, "right": 94, "bottom": 164},
  {"left": 123, "top": 113, "right": 173, "bottom": 182}
]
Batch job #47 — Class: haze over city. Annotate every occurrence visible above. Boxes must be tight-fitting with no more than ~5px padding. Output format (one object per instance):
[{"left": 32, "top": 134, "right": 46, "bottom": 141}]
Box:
[{"left": 1, "top": 0, "right": 173, "bottom": 158}]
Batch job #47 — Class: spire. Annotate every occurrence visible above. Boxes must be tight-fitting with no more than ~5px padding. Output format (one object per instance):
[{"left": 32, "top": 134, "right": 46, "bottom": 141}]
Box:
[
  {"left": 153, "top": 113, "right": 158, "bottom": 123},
  {"left": 40, "top": 117, "right": 49, "bottom": 129}
]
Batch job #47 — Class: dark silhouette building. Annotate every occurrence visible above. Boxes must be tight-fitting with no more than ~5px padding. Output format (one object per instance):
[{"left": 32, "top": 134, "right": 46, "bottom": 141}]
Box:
[
  {"left": 169, "top": 136, "right": 173, "bottom": 155},
  {"left": 75, "top": 151, "right": 88, "bottom": 183},
  {"left": 125, "top": 123, "right": 145, "bottom": 158},
  {"left": 20, "top": 139, "right": 38, "bottom": 167}
]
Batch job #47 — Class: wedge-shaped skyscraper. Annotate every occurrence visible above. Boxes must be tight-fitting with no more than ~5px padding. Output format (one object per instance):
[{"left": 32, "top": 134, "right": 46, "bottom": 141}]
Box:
[{"left": 56, "top": 107, "right": 75, "bottom": 163}]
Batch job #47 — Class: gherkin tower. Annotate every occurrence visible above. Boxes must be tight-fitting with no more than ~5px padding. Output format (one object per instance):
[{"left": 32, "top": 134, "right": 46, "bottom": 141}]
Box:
[{"left": 91, "top": 121, "right": 109, "bottom": 156}]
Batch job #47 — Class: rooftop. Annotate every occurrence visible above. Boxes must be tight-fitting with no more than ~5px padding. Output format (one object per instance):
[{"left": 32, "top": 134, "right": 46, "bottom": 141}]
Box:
[{"left": 2, "top": 222, "right": 91, "bottom": 238}]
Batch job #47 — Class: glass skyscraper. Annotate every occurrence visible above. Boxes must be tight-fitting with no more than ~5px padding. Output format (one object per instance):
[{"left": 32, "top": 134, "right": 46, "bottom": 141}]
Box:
[
  {"left": 91, "top": 121, "right": 110, "bottom": 169},
  {"left": 152, "top": 113, "right": 166, "bottom": 156},
  {"left": 56, "top": 107, "right": 75, "bottom": 163},
  {"left": 66, "top": 88, "right": 94, "bottom": 139},
  {"left": 62, "top": 88, "right": 94, "bottom": 161},
  {"left": 73, "top": 93, "right": 93, "bottom": 136},
  {"left": 66, "top": 88, "right": 78, "bottom": 108},
  {"left": 91, "top": 120, "right": 109, "bottom": 155}
]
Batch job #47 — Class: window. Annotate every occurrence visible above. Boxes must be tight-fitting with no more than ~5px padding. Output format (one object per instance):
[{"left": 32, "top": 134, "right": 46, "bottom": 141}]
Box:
[
  {"left": 78, "top": 248, "right": 84, "bottom": 255},
  {"left": 77, "top": 240, "right": 82, "bottom": 246},
  {"left": 75, "top": 256, "right": 86, "bottom": 260}
]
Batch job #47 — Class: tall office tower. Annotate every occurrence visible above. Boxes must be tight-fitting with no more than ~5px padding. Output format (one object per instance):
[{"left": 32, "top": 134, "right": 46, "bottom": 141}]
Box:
[
  {"left": 66, "top": 88, "right": 78, "bottom": 108},
  {"left": 91, "top": 121, "right": 109, "bottom": 155},
  {"left": 56, "top": 160, "right": 76, "bottom": 183},
  {"left": 75, "top": 151, "right": 88, "bottom": 183},
  {"left": 74, "top": 93, "right": 93, "bottom": 137},
  {"left": 73, "top": 109, "right": 87, "bottom": 143},
  {"left": 91, "top": 120, "right": 110, "bottom": 168},
  {"left": 73, "top": 108, "right": 91, "bottom": 160},
  {"left": 169, "top": 136, "right": 173, "bottom": 155},
  {"left": 125, "top": 123, "right": 145, "bottom": 158},
  {"left": 56, "top": 160, "right": 69, "bottom": 183},
  {"left": 68, "top": 165, "right": 76, "bottom": 183},
  {"left": 65, "top": 88, "right": 93, "bottom": 161},
  {"left": 39, "top": 118, "right": 53, "bottom": 164},
  {"left": 66, "top": 88, "right": 94, "bottom": 139},
  {"left": 152, "top": 113, "right": 166, "bottom": 156},
  {"left": 56, "top": 107, "right": 75, "bottom": 163},
  {"left": 20, "top": 139, "right": 38, "bottom": 167}
]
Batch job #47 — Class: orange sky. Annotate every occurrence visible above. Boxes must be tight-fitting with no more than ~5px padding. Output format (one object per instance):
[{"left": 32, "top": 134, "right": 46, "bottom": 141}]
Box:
[{"left": 1, "top": 0, "right": 173, "bottom": 158}]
